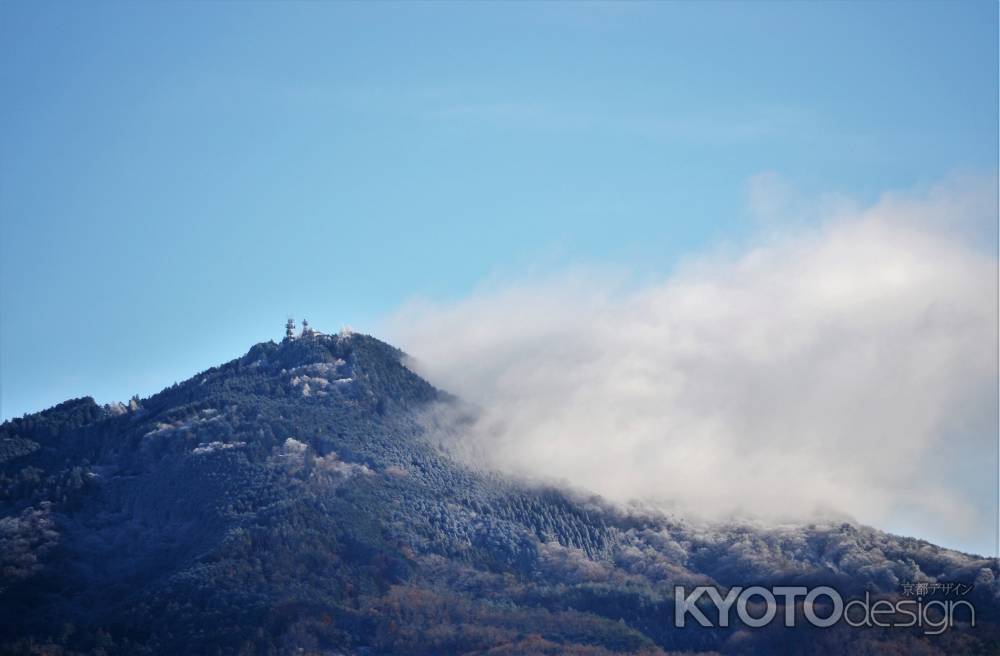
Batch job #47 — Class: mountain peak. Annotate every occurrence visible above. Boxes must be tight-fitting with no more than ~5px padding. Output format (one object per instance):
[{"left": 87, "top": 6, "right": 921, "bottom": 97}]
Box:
[
  {"left": 123, "top": 331, "right": 441, "bottom": 424},
  {"left": 1, "top": 333, "right": 997, "bottom": 655}
]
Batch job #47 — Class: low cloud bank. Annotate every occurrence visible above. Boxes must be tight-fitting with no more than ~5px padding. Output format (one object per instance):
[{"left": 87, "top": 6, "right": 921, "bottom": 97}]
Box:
[{"left": 386, "top": 174, "right": 998, "bottom": 555}]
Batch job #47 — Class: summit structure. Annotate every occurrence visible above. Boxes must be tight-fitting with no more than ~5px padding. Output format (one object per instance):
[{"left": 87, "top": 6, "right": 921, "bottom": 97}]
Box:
[
  {"left": 284, "top": 317, "right": 324, "bottom": 340},
  {"left": 301, "top": 318, "right": 320, "bottom": 337}
]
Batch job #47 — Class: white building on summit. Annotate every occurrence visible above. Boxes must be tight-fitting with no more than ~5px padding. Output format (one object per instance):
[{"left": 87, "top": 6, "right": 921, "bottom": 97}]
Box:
[
  {"left": 301, "top": 319, "right": 324, "bottom": 337},
  {"left": 284, "top": 317, "right": 324, "bottom": 341}
]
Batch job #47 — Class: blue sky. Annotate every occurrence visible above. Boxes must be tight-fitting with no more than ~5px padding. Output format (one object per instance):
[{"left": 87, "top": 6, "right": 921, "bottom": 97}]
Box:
[{"left": 1, "top": 0, "right": 996, "bottom": 419}]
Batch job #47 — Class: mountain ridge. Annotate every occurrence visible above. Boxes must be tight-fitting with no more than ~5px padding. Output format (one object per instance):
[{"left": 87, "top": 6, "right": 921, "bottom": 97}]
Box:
[{"left": 1, "top": 333, "right": 997, "bottom": 655}]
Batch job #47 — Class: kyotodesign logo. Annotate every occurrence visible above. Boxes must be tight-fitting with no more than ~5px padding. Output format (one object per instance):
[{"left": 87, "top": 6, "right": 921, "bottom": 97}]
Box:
[{"left": 674, "top": 585, "right": 976, "bottom": 635}]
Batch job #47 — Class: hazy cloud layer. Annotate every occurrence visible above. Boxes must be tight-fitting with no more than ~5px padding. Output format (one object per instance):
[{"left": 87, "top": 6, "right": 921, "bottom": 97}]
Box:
[{"left": 386, "top": 174, "right": 998, "bottom": 555}]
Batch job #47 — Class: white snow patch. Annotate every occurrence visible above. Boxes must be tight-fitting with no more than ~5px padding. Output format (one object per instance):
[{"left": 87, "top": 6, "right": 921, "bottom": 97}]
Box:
[{"left": 192, "top": 441, "right": 246, "bottom": 455}]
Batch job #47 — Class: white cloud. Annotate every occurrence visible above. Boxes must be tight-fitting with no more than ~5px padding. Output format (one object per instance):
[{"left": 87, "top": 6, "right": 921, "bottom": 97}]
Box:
[{"left": 385, "top": 173, "right": 999, "bottom": 556}]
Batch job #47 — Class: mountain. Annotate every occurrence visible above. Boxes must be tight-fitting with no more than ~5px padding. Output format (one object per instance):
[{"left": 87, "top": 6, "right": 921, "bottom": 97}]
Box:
[{"left": 1, "top": 332, "right": 997, "bottom": 655}]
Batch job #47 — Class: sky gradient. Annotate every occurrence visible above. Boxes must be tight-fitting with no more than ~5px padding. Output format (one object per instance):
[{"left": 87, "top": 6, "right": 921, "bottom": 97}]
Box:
[
  {"left": 2, "top": 2, "right": 996, "bottom": 418},
  {"left": 1, "top": 2, "right": 998, "bottom": 554}
]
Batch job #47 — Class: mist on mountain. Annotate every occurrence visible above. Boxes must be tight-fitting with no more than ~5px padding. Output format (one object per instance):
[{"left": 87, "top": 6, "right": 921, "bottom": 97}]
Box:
[{"left": 0, "top": 330, "right": 997, "bottom": 655}]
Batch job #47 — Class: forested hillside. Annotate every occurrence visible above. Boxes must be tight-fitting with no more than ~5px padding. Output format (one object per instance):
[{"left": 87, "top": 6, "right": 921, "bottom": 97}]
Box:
[{"left": 1, "top": 332, "right": 996, "bottom": 655}]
